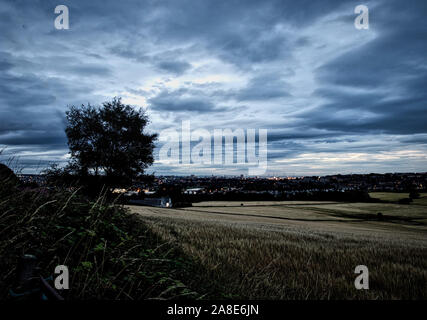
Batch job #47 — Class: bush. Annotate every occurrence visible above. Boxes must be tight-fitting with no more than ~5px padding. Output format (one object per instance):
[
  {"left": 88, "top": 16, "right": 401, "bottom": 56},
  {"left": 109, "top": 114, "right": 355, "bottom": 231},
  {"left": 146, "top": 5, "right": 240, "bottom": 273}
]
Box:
[
  {"left": 0, "top": 163, "right": 18, "bottom": 186},
  {"left": 0, "top": 178, "right": 206, "bottom": 300},
  {"left": 409, "top": 190, "right": 420, "bottom": 199}
]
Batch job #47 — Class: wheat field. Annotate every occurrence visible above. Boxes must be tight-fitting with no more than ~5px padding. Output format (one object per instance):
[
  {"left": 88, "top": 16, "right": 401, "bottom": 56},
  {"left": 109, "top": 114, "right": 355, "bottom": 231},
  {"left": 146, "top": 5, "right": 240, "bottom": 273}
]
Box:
[{"left": 129, "top": 200, "right": 427, "bottom": 299}]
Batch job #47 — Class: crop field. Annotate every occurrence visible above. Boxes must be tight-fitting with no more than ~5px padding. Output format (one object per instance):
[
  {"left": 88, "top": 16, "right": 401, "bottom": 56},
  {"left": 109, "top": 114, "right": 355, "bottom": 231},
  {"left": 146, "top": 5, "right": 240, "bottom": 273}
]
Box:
[
  {"left": 128, "top": 200, "right": 427, "bottom": 299},
  {"left": 370, "top": 192, "right": 427, "bottom": 206}
]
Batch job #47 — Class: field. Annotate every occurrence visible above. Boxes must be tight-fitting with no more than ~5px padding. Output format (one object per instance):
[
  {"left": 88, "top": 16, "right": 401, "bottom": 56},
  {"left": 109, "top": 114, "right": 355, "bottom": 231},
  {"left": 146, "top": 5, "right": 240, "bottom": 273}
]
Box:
[
  {"left": 370, "top": 192, "right": 427, "bottom": 206},
  {"left": 129, "top": 199, "right": 427, "bottom": 299}
]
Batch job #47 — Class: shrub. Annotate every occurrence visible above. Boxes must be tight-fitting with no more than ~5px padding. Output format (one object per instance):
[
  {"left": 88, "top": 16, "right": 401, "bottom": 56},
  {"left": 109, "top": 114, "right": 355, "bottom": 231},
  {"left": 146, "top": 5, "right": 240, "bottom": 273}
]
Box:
[{"left": 0, "top": 178, "right": 204, "bottom": 300}]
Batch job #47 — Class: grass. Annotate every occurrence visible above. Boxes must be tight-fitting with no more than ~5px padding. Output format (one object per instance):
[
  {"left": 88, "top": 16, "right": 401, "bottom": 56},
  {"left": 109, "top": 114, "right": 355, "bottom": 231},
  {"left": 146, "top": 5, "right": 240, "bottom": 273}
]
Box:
[
  {"left": 131, "top": 201, "right": 427, "bottom": 299},
  {"left": 369, "top": 192, "right": 410, "bottom": 202},
  {"left": 414, "top": 196, "right": 427, "bottom": 206},
  {"left": 0, "top": 178, "right": 218, "bottom": 300},
  {"left": 370, "top": 192, "right": 427, "bottom": 205}
]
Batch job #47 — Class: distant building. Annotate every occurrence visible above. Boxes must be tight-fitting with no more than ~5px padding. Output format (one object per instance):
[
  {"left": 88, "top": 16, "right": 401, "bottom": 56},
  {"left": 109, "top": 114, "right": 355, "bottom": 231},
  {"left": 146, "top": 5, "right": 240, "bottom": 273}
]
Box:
[
  {"left": 184, "top": 187, "right": 204, "bottom": 194},
  {"left": 112, "top": 188, "right": 127, "bottom": 194},
  {"left": 129, "top": 197, "right": 172, "bottom": 208}
]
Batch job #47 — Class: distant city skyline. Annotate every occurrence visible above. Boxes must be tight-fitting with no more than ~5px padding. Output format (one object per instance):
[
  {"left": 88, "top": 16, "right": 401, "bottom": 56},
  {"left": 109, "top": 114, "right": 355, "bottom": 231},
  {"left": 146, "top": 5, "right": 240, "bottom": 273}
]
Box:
[{"left": 1, "top": 0, "right": 426, "bottom": 176}]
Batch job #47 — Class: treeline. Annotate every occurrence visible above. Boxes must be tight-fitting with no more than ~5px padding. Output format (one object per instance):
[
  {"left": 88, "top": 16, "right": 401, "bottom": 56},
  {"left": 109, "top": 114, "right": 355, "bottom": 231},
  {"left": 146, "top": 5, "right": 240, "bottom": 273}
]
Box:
[{"left": 150, "top": 186, "right": 374, "bottom": 204}]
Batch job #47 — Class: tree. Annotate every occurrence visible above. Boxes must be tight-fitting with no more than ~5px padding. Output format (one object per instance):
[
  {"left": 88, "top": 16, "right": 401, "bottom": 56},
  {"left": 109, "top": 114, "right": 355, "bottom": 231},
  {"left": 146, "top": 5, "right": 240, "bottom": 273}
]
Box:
[
  {"left": 65, "top": 98, "right": 157, "bottom": 186},
  {"left": 409, "top": 189, "right": 420, "bottom": 200}
]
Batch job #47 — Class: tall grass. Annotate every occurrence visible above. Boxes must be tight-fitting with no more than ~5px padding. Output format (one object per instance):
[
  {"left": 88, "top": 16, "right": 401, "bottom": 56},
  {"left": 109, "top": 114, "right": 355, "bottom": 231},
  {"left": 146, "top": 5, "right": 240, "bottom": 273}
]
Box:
[{"left": 0, "top": 176, "right": 210, "bottom": 300}]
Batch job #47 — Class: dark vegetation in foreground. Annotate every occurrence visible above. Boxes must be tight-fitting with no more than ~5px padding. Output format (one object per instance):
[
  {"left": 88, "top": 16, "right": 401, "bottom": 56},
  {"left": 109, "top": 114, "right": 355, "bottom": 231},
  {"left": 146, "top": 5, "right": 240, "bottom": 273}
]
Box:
[{"left": 0, "top": 166, "right": 222, "bottom": 300}]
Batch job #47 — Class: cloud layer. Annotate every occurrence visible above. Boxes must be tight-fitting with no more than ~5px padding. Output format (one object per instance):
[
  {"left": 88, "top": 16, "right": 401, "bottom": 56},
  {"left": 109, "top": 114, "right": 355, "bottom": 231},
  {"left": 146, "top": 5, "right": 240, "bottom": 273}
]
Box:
[{"left": 0, "top": 0, "right": 426, "bottom": 175}]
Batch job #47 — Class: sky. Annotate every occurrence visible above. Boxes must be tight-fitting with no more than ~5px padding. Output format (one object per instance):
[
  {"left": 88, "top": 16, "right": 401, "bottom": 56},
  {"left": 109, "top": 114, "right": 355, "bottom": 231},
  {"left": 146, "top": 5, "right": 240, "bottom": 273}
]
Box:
[{"left": 0, "top": 0, "right": 426, "bottom": 176}]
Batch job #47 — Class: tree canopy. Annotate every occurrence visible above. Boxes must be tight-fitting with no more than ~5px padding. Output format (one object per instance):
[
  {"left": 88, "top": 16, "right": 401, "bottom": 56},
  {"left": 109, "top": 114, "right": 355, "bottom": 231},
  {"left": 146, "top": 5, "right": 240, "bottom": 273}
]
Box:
[{"left": 65, "top": 98, "right": 157, "bottom": 186}]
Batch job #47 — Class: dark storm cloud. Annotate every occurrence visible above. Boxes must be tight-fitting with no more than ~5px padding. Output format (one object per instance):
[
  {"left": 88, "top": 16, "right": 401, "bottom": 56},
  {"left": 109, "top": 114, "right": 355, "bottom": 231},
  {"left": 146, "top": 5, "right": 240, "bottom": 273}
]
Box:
[
  {"left": 144, "top": 0, "right": 355, "bottom": 68},
  {"left": 109, "top": 46, "right": 193, "bottom": 75},
  {"left": 0, "top": 69, "right": 94, "bottom": 149},
  {"left": 62, "top": 64, "right": 111, "bottom": 76},
  {"left": 156, "top": 61, "right": 192, "bottom": 75},
  {"left": 0, "top": 0, "right": 112, "bottom": 154},
  {"left": 0, "top": 130, "right": 66, "bottom": 146},
  {"left": 268, "top": 129, "right": 338, "bottom": 142},
  {"left": 400, "top": 135, "right": 427, "bottom": 144},
  {"left": 0, "top": 70, "right": 72, "bottom": 109},
  {"left": 149, "top": 88, "right": 226, "bottom": 113},
  {"left": 305, "top": 0, "right": 427, "bottom": 136},
  {"left": 0, "top": 0, "right": 426, "bottom": 174},
  {"left": 236, "top": 74, "right": 291, "bottom": 101},
  {"left": 0, "top": 51, "right": 14, "bottom": 71}
]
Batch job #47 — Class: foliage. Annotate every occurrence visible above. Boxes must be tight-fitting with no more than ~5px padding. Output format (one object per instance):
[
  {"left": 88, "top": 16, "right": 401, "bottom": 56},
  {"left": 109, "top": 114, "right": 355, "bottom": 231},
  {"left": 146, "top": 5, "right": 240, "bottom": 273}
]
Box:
[
  {"left": 409, "top": 189, "right": 421, "bottom": 200},
  {"left": 0, "top": 177, "right": 211, "bottom": 300},
  {"left": 0, "top": 163, "right": 18, "bottom": 185},
  {"left": 64, "top": 97, "right": 157, "bottom": 187}
]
